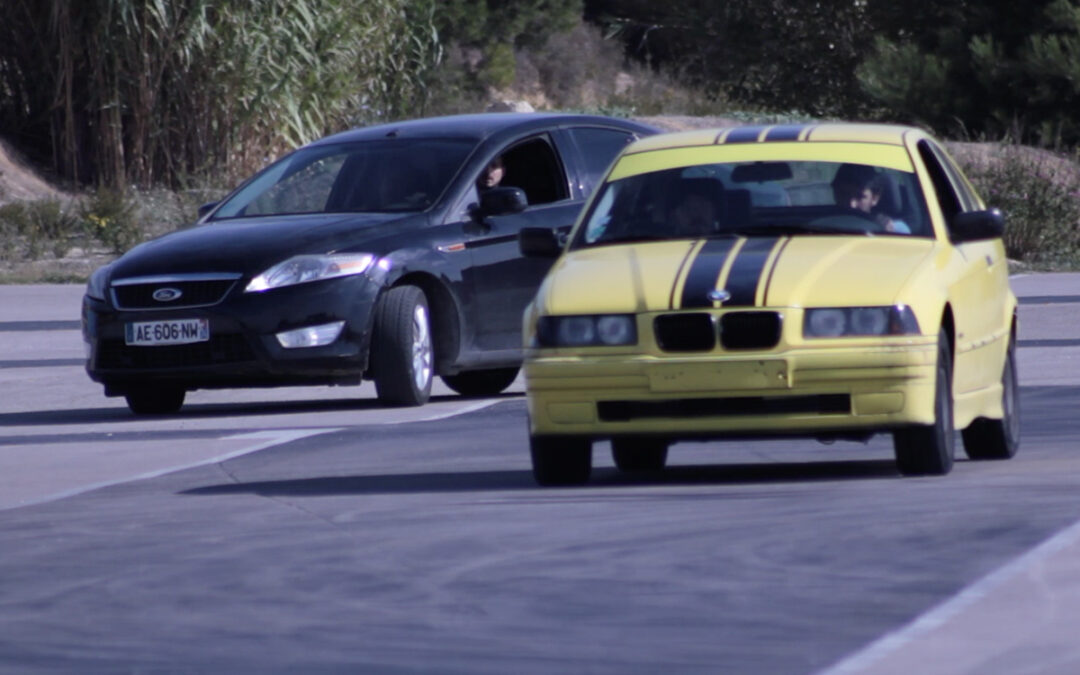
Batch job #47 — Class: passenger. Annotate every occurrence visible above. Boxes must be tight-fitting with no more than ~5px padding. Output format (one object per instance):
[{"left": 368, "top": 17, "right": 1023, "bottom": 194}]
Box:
[{"left": 831, "top": 166, "right": 911, "bottom": 234}]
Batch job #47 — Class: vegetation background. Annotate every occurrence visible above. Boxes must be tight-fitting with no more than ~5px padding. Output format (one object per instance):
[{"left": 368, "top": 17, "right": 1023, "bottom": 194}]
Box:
[{"left": 0, "top": 0, "right": 1078, "bottom": 280}]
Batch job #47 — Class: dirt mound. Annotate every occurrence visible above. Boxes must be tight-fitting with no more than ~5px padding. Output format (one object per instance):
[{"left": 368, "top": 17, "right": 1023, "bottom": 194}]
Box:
[{"left": 0, "top": 139, "right": 64, "bottom": 205}]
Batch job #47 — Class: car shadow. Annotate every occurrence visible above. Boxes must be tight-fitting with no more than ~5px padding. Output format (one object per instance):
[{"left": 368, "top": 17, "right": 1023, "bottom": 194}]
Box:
[
  {"left": 181, "top": 459, "right": 901, "bottom": 498},
  {"left": 0, "top": 391, "right": 524, "bottom": 427}
]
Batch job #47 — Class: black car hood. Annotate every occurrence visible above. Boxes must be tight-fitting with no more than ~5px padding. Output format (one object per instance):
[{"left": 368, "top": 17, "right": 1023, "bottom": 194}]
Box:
[{"left": 109, "top": 212, "right": 421, "bottom": 279}]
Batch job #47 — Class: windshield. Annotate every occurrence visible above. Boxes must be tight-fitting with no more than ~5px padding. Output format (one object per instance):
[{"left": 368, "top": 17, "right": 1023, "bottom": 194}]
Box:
[
  {"left": 212, "top": 138, "right": 474, "bottom": 219},
  {"left": 573, "top": 161, "right": 932, "bottom": 248}
]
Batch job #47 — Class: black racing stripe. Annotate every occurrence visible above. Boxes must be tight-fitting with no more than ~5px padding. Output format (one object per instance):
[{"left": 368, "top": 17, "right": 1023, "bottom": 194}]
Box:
[
  {"left": 724, "top": 237, "right": 780, "bottom": 306},
  {"left": 724, "top": 126, "right": 766, "bottom": 144},
  {"left": 764, "top": 125, "right": 807, "bottom": 142},
  {"left": 679, "top": 238, "right": 738, "bottom": 308}
]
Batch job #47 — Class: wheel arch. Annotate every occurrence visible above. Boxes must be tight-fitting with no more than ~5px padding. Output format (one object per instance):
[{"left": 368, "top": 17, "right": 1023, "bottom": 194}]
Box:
[{"left": 385, "top": 271, "right": 462, "bottom": 375}]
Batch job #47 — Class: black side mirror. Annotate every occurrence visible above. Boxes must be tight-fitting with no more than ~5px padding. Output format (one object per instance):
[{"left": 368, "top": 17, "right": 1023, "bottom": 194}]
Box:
[
  {"left": 197, "top": 201, "right": 220, "bottom": 219},
  {"left": 519, "top": 227, "right": 562, "bottom": 258},
  {"left": 951, "top": 208, "right": 1005, "bottom": 243},
  {"left": 478, "top": 186, "right": 528, "bottom": 217}
]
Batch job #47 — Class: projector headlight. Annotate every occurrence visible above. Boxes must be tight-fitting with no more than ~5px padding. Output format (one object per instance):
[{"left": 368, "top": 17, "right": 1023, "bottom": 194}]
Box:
[{"left": 245, "top": 254, "right": 376, "bottom": 292}]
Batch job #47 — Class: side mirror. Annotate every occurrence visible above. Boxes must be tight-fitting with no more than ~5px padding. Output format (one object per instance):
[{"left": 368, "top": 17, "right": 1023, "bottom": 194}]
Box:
[
  {"left": 478, "top": 186, "right": 528, "bottom": 217},
  {"left": 519, "top": 227, "right": 562, "bottom": 258},
  {"left": 197, "top": 201, "right": 219, "bottom": 219},
  {"left": 951, "top": 208, "right": 1005, "bottom": 243}
]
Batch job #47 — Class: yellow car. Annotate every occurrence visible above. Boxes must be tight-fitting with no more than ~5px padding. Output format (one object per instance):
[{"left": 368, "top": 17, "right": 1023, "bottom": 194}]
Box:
[{"left": 519, "top": 123, "right": 1019, "bottom": 485}]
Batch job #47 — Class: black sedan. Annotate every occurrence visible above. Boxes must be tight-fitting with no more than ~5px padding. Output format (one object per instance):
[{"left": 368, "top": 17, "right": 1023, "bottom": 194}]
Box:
[{"left": 82, "top": 113, "right": 658, "bottom": 413}]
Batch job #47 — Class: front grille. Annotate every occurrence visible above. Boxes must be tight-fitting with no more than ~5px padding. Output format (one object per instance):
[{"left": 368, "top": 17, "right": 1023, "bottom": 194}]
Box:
[
  {"left": 112, "top": 277, "right": 239, "bottom": 310},
  {"left": 720, "top": 311, "right": 782, "bottom": 350},
  {"left": 597, "top": 394, "right": 850, "bottom": 421},
  {"left": 654, "top": 313, "right": 715, "bottom": 352},
  {"left": 96, "top": 334, "right": 255, "bottom": 369}
]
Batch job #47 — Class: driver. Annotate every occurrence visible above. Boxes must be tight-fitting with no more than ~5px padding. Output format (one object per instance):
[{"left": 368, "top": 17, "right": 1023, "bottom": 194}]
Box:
[{"left": 831, "top": 166, "right": 910, "bottom": 234}]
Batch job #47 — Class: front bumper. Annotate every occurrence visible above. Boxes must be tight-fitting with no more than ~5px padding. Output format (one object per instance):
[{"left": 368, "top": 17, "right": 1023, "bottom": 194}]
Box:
[
  {"left": 83, "top": 276, "right": 380, "bottom": 395},
  {"left": 525, "top": 338, "right": 938, "bottom": 438}
]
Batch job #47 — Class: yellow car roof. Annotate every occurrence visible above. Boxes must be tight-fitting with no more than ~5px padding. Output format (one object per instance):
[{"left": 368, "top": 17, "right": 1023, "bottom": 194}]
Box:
[
  {"left": 610, "top": 123, "right": 927, "bottom": 180},
  {"left": 625, "top": 122, "right": 923, "bottom": 154}
]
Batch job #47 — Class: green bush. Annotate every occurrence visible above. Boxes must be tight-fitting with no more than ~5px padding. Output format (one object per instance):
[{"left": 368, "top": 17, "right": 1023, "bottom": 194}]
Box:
[
  {"left": 959, "top": 146, "right": 1080, "bottom": 264},
  {"left": 81, "top": 190, "right": 141, "bottom": 254},
  {"left": 0, "top": 198, "right": 80, "bottom": 260}
]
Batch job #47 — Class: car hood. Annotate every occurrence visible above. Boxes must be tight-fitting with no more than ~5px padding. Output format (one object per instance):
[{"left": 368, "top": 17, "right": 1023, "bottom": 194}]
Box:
[
  {"left": 108, "top": 212, "right": 420, "bottom": 279},
  {"left": 538, "top": 236, "right": 935, "bottom": 314}
]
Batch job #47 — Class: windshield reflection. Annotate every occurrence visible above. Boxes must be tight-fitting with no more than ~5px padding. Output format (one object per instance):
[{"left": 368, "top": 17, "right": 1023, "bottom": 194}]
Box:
[{"left": 213, "top": 139, "right": 474, "bottom": 219}]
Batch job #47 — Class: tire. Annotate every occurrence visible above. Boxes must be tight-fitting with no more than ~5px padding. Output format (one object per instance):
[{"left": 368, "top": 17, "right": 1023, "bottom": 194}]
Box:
[
  {"left": 611, "top": 437, "right": 669, "bottom": 473},
  {"left": 962, "top": 340, "right": 1020, "bottom": 460},
  {"left": 530, "top": 434, "right": 592, "bottom": 486},
  {"left": 125, "top": 387, "right": 185, "bottom": 415},
  {"left": 442, "top": 367, "right": 520, "bottom": 397},
  {"left": 372, "top": 285, "right": 433, "bottom": 406},
  {"left": 893, "top": 328, "right": 955, "bottom": 476}
]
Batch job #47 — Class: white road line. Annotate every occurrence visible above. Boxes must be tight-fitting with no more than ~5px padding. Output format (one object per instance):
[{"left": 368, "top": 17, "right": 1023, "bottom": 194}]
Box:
[
  {"left": 8, "top": 398, "right": 508, "bottom": 511},
  {"left": 9, "top": 428, "right": 342, "bottom": 511},
  {"left": 818, "top": 516, "right": 1080, "bottom": 674}
]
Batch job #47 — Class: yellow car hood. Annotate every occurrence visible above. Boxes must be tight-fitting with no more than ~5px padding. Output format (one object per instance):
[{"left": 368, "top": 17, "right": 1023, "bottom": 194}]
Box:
[{"left": 540, "top": 236, "right": 935, "bottom": 313}]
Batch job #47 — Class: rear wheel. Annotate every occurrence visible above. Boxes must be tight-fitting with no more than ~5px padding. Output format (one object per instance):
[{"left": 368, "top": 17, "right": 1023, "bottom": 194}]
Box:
[
  {"left": 611, "top": 437, "right": 669, "bottom": 473},
  {"left": 125, "top": 387, "right": 185, "bottom": 415},
  {"left": 442, "top": 367, "right": 519, "bottom": 397},
  {"left": 530, "top": 434, "right": 592, "bottom": 486},
  {"left": 962, "top": 339, "right": 1020, "bottom": 460},
  {"left": 372, "top": 286, "right": 433, "bottom": 406},
  {"left": 893, "top": 328, "right": 955, "bottom": 476}
]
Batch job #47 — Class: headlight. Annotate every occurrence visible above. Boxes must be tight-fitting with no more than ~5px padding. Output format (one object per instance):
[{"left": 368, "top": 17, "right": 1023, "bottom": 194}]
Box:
[
  {"left": 245, "top": 254, "right": 376, "bottom": 292},
  {"left": 535, "top": 314, "right": 637, "bottom": 347},
  {"left": 86, "top": 264, "right": 112, "bottom": 301},
  {"left": 803, "top": 305, "right": 920, "bottom": 338}
]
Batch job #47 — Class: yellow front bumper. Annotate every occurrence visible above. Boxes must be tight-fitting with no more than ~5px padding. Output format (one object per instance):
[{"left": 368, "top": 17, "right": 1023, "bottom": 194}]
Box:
[{"left": 525, "top": 339, "right": 938, "bottom": 437}]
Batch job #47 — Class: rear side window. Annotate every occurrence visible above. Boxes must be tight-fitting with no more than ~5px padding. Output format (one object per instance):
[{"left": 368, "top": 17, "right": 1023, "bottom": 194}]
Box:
[{"left": 567, "top": 127, "right": 636, "bottom": 187}]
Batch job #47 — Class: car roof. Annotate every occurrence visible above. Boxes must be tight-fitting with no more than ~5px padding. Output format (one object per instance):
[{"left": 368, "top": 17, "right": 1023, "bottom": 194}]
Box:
[
  {"left": 314, "top": 113, "right": 658, "bottom": 146},
  {"left": 623, "top": 122, "right": 930, "bottom": 156}
]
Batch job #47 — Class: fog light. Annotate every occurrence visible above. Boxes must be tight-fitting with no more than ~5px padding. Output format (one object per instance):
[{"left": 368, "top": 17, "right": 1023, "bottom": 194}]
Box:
[{"left": 276, "top": 321, "right": 345, "bottom": 349}]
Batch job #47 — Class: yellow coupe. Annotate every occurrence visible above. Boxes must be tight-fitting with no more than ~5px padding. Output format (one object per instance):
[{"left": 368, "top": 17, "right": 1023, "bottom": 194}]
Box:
[{"left": 520, "top": 123, "right": 1019, "bottom": 485}]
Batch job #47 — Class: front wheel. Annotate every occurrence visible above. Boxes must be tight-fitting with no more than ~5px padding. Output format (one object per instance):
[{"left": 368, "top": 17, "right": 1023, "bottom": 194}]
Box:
[
  {"left": 442, "top": 367, "right": 519, "bottom": 397},
  {"left": 371, "top": 285, "right": 433, "bottom": 406},
  {"left": 125, "top": 387, "right": 185, "bottom": 415},
  {"left": 611, "top": 438, "right": 669, "bottom": 473},
  {"left": 893, "top": 328, "right": 955, "bottom": 476},
  {"left": 530, "top": 434, "right": 592, "bottom": 486},
  {"left": 962, "top": 339, "right": 1020, "bottom": 460}
]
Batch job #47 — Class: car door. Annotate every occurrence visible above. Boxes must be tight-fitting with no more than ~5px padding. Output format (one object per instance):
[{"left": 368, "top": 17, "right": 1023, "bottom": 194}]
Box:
[
  {"left": 451, "top": 133, "right": 581, "bottom": 355},
  {"left": 917, "top": 139, "right": 1009, "bottom": 394}
]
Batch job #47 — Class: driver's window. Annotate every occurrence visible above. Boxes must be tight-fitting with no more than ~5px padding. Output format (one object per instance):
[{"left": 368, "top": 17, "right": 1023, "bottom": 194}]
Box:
[{"left": 499, "top": 137, "right": 569, "bottom": 206}]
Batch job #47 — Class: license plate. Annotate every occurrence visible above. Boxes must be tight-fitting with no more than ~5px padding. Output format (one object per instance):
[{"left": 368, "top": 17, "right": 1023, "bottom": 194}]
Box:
[
  {"left": 648, "top": 360, "right": 790, "bottom": 392},
  {"left": 125, "top": 318, "right": 209, "bottom": 346}
]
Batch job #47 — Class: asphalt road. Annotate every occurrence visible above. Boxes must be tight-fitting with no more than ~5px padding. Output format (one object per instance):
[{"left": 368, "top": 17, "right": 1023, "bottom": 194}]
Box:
[{"left": 0, "top": 276, "right": 1078, "bottom": 674}]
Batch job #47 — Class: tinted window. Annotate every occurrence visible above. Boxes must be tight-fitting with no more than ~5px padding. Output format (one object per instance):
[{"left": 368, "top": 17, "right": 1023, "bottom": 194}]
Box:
[
  {"left": 568, "top": 127, "right": 635, "bottom": 182},
  {"left": 213, "top": 138, "right": 474, "bottom": 218}
]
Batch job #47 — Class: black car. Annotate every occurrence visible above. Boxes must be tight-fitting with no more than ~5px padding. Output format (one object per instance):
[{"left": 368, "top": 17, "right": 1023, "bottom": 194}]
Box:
[{"left": 82, "top": 113, "right": 658, "bottom": 414}]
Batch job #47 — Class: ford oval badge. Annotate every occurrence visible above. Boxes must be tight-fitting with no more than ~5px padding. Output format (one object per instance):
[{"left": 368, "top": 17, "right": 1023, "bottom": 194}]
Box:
[{"left": 152, "top": 287, "right": 183, "bottom": 302}]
